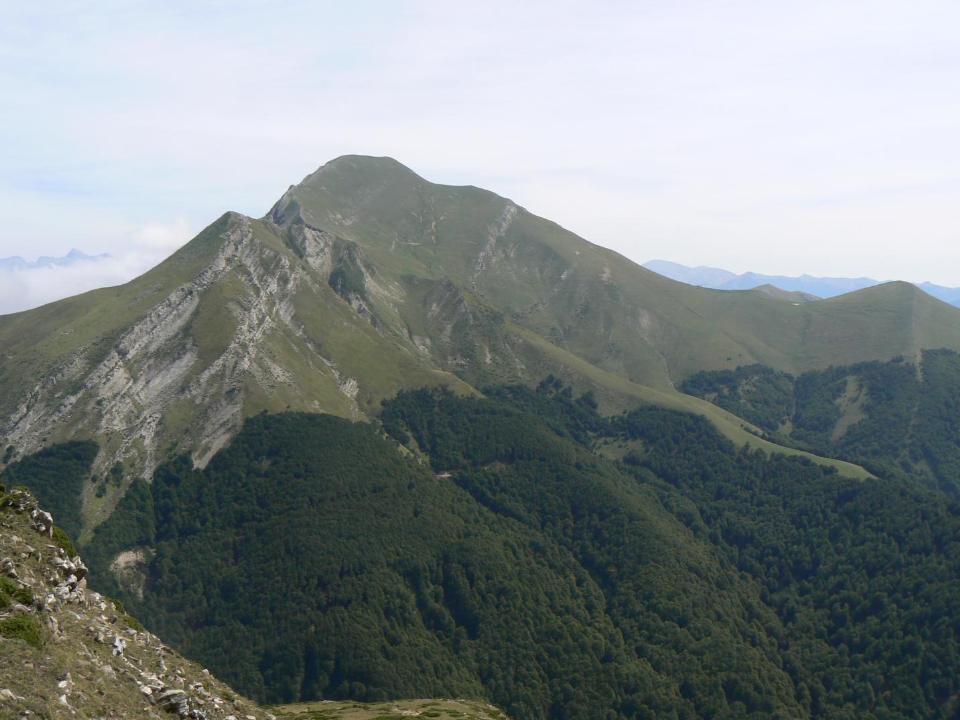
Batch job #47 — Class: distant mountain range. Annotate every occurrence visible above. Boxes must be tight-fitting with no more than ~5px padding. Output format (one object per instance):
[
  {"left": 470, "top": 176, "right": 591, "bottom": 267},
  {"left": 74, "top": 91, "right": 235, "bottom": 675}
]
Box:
[
  {"left": 645, "top": 259, "right": 960, "bottom": 307},
  {"left": 0, "top": 248, "right": 108, "bottom": 271}
]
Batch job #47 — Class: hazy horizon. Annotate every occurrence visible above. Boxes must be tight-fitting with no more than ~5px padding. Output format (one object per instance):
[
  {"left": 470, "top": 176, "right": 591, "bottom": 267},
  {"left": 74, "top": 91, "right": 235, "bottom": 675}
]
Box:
[{"left": 2, "top": 1, "right": 959, "bottom": 310}]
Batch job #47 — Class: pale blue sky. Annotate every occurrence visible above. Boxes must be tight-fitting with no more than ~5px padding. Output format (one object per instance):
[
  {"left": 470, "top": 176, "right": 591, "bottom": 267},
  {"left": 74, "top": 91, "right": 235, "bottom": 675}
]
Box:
[{"left": 1, "top": 0, "right": 959, "bottom": 310}]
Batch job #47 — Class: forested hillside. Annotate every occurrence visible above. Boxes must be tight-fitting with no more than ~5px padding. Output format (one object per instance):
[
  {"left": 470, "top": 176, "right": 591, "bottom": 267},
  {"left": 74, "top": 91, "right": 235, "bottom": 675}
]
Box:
[
  {"left": 682, "top": 348, "right": 960, "bottom": 491},
  {"left": 83, "top": 409, "right": 806, "bottom": 718},
  {"left": 1, "top": 381, "right": 953, "bottom": 719}
]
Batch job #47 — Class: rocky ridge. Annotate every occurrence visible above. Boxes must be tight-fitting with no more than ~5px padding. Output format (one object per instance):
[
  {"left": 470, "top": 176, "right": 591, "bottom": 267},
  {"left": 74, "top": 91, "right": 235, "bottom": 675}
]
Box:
[
  {"left": 2, "top": 155, "right": 950, "bottom": 536},
  {"left": 1, "top": 216, "right": 307, "bottom": 479},
  {"left": 0, "top": 485, "right": 270, "bottom": 720}
]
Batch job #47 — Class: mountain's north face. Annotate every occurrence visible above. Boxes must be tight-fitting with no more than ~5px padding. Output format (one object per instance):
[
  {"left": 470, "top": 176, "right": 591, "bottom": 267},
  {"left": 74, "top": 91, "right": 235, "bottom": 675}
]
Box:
[{"left": 2, "top": 155, "right": 960, "bottom": 534}]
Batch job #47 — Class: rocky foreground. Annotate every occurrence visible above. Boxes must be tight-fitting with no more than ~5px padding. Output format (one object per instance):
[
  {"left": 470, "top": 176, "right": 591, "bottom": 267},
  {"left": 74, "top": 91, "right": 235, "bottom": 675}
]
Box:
[
  {"left": 0, "top": 486, "right": 514, "bottom": 720},
  {"left": 0, "top": 487, "right": 270, "bottom": 720}
]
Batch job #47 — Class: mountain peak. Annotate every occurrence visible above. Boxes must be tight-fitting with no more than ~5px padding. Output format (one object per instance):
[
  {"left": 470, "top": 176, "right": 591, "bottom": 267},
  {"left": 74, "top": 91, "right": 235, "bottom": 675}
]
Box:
[
  {"left": 266, "top": 155, "right": 428, "bottom": 228},
  {"left": 840, "top": 279, "right": 929, "bottom": 302},
  {"left": 300, "top": 154, "right": 425, "bottom": 188},
  {"left": 321, "top": 153, "right": 415, "bottom": 170},
  {"left": 749, "top": 283, "right": 818, "bottom": 303}
]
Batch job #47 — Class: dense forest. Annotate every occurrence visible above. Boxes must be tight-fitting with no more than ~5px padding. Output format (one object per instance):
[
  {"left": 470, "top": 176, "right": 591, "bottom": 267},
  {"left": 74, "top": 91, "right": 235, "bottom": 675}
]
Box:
[
  {"left": 86, "top": 409, "right": 804, "bottom": 718},
  {"left": 9, "top": 377, "right": 960, "bottom": 718},
  {"left": 38, "top": 382, "right": 951, "bottom": 718},
  {"left": 0, "top": 441, "right": 97, "bottom": 539},
  {"left": 681, "top": 348, "right": 960, "bottom": 491}
]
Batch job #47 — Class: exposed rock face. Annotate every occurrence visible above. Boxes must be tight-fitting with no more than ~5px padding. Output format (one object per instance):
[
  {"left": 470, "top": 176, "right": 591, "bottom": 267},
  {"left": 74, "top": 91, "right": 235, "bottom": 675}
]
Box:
[
  {"left": 0, "top": 213, "right": 375, "bottom": 531},
  {"left": 0, "top": 488, "right": 271, "bottom": 719},
  {"left": 415, "top": 279, "right": 522, "bottom": 376},
  {"left": 472, "top": 202, "right": 519, "bottom": 287},
  {"left": 1, "top": 217, "right": 270, "bottom": 478},
  {"left": 109, "top": 548, "right": 153, "bottom": 601}
]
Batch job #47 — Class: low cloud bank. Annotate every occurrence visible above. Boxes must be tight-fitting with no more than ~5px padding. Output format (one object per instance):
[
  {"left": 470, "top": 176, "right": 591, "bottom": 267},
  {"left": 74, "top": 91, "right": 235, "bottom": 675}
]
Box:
[{"left": 0, "top": 221, "right": 192, "bottom": 316}]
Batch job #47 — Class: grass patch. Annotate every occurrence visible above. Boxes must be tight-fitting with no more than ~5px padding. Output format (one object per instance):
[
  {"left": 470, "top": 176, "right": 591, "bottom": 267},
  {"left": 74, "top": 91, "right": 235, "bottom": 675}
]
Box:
[
  {"left": 52, "top": 526, "right": 77, "bottom": 557},
  {"left": 105, "top": 596, "right": 145, "bottom": 632},
  {"left": 0, "top": 577, "right": 33, "bottom": 609},
  {"left": 0, "top": 614, "right": 44, "bottom": 647}
]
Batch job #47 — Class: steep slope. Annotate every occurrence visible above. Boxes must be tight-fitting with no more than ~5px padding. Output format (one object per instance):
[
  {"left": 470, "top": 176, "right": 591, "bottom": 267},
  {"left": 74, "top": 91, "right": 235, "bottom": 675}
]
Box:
[
  {"left": 9, "top": 156, "right": 960, "bottom": 534},
  {"left": 0, "top": 486, "right": 270, "bottom": 719},
  {"left": 0, "top": 484, "right": 515, "bottom": 720},
  {"left": 83, "top": 406, "right": 810, "bottom": 718},
  {"left": 0, "top": 212, "right": 471, "bottom": 536}
]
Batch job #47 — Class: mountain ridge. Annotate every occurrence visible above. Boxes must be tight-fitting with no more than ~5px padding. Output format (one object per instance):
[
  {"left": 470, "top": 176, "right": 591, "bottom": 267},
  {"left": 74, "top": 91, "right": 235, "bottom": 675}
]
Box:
[
  {"left": 0, "top": 248, "right": 110, "bottom": 272},
  {"left": 10, "top": 155, "right": 960, "bottom": 534},
  {"left": 7, "top": 156, "right": 960, "bottom": 719},
  {"left": 645, "top": 258, "right": 960, "bottom": 306}
]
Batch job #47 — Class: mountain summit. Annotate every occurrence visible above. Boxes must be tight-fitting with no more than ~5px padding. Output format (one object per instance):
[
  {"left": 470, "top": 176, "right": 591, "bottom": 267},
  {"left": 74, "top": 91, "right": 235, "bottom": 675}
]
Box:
[{"left": 3, "top": 156, "right": 957, "bottom": 533}]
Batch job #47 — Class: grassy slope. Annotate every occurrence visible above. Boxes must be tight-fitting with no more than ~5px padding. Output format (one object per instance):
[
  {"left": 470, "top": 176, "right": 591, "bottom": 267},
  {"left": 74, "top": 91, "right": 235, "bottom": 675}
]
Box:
[
  {"left": 509, "top": 324, "right": 872, "bottom": 479},
  {"left": 281, "top": 156, "right": 960, "bottom": 389},
  {"left": 273, "top": 699, "right": 510, "bottom": 720},
  {"left": 0, "top": 214, "right": 233, "bottom": 419}
]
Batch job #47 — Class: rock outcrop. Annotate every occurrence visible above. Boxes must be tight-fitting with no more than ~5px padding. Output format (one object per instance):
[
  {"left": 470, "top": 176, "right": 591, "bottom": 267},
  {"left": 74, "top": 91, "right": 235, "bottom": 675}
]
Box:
[{"left": 0, "top": 487, "right": 271, "bottom": 719}]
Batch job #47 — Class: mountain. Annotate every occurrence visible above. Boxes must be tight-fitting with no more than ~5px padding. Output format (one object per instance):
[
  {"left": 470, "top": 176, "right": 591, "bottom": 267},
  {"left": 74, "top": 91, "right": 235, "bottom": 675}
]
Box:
[
  {"left": 747, "top": 283, "right": 818, "bottom": 303},
  {"left": 7, "top": 382, "right": 957, "bottom": 718},
  {"left": 641, "top": 260, "right": 741, "bottom": 288},
  {"left": 645, "top": 259, "right": 960, "bottom": 306},
  {"left": 7, "top": 155, "right": 960, "bottom": 539},
  {"left": 918, "top": 281, "right": 960, "bottom": 306},
  {"left": 0, "top": 482, "right": 513, "bottom": 720},
  {"left": 6, "top": 156, "right": 960, "bottom": 718},
  {"left": 0, "top": 248, "right": 109, "bottom": 272}
]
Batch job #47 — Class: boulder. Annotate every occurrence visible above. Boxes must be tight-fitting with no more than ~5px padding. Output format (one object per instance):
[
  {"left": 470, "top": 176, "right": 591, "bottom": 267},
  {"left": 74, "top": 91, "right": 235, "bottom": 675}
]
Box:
[{"left": 156, "top": 689, "right": 189, "bottom": 715}]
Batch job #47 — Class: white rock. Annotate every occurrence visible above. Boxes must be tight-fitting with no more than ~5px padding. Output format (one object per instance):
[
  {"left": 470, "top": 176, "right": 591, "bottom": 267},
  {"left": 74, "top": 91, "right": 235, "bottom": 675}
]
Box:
[{"left": 112, "top": 635, "right": 127, "bottom": 656}]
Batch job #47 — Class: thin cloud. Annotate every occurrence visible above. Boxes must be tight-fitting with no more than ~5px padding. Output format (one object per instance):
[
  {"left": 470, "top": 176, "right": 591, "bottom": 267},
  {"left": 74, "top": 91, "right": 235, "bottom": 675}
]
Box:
[
  {"left": 0, "top": 1, "right": 958, "bottom": 285},
  {"left": 0, "top": 220, "right": 192, "bottom": 315}
]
